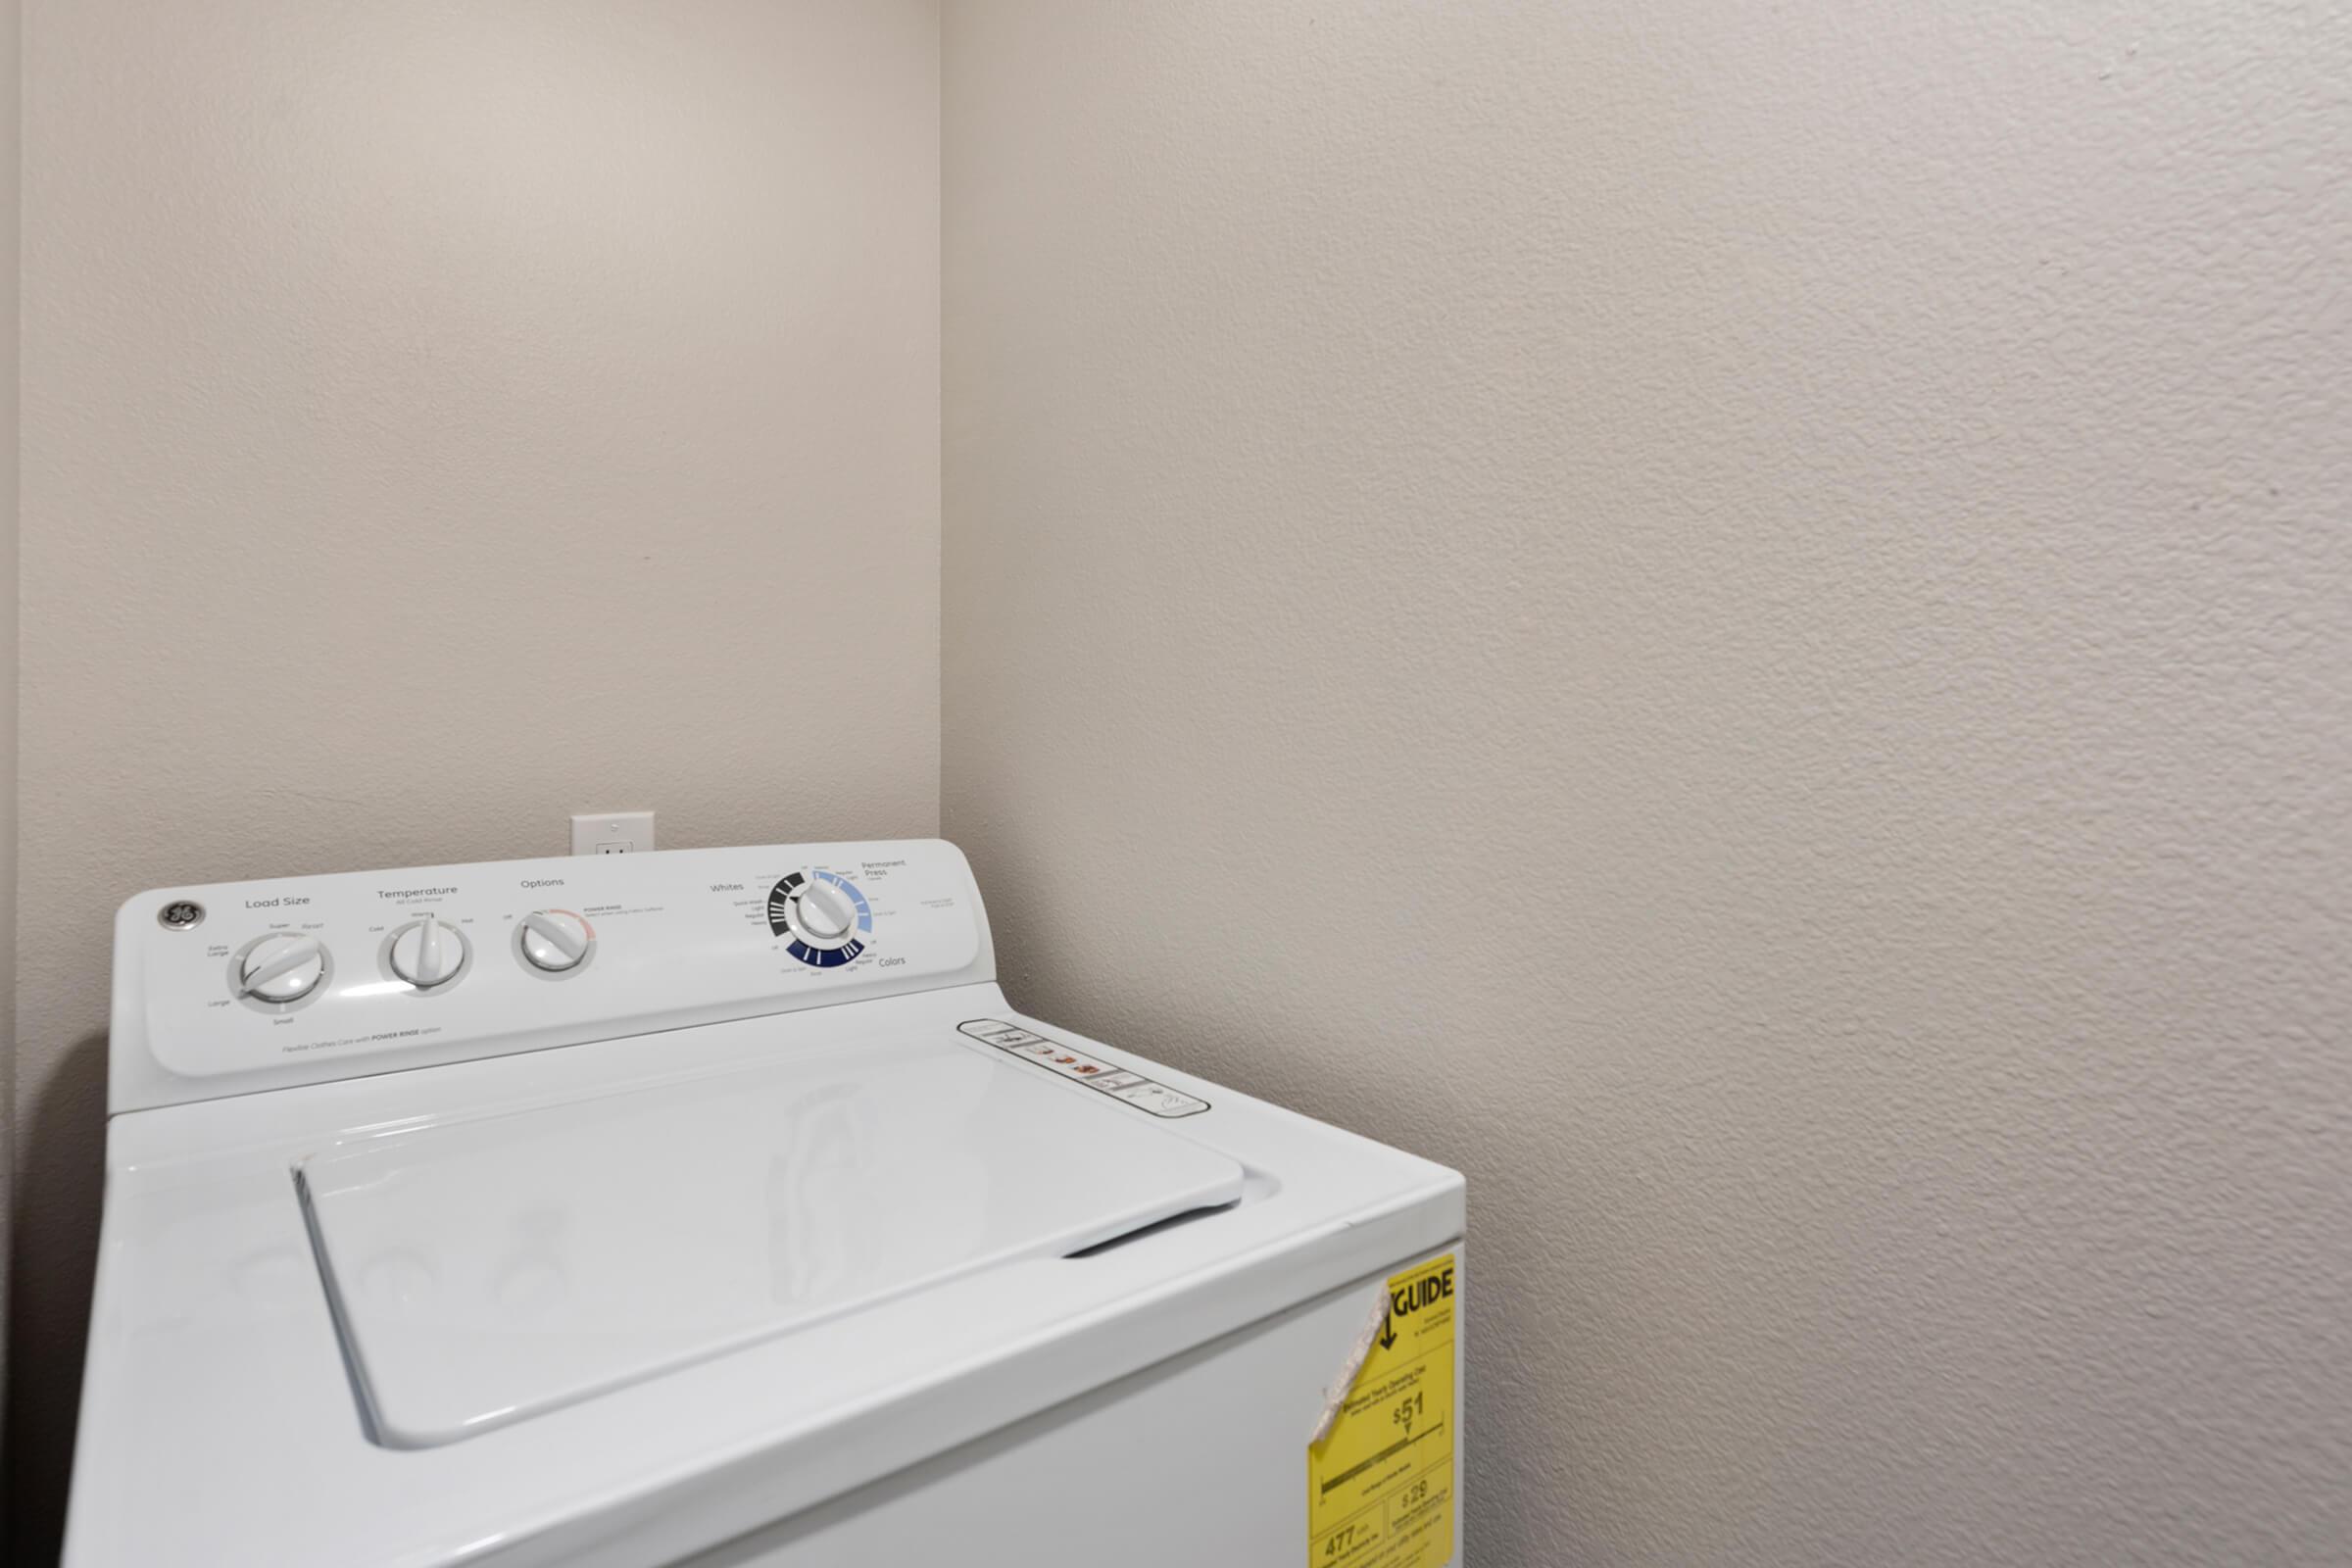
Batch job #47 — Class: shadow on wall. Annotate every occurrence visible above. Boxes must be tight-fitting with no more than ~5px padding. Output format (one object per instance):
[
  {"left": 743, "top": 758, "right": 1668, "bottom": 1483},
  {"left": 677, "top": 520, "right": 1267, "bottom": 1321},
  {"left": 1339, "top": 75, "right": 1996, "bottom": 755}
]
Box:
[{"left": 8, "top": 1032, "right": 109, "bottom": 1566}]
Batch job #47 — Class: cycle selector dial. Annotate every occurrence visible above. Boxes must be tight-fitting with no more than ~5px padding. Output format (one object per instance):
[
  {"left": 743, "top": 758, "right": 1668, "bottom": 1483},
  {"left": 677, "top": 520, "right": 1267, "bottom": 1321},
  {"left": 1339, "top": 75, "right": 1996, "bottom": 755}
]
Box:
[
  {"left": 797, "top": 879, "right": 855, "bottom": 940},
  {"left": 388, "top": 915, "right": 467, "bottom": 989},
  {"left": 767, "top": 871, "right": 871, "bottom": 967},
  {"left": 518, "top": 909, "right": 594, "bottom": 973},
  {"left": 236, "top": 934, "right": 328, "bottom": 1004}
]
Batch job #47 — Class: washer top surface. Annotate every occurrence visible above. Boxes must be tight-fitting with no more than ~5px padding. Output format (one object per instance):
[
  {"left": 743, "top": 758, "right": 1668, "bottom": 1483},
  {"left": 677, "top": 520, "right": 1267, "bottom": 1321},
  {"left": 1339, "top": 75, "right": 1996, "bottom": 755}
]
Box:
[{"left": 301, "top": 1033, "right": 1246, "bottom": 1447}]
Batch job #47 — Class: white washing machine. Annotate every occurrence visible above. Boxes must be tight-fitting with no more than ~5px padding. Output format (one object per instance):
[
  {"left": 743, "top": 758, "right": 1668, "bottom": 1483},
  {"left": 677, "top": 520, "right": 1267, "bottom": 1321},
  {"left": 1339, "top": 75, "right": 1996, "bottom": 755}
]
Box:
[{"left": 64, "top": 841, "right": 1465, "bottom": 1568}]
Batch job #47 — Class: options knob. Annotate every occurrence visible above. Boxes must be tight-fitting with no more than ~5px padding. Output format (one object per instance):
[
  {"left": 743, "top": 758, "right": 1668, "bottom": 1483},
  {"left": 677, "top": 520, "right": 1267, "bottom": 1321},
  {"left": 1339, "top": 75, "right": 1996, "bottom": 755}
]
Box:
[
  {"left": 388, "top": 915, "right": 467, "bottom": 989},
  {"left": 518, "top": 909, "right": 593, "bottom": 973},
  {"left": 237, "top": 934, "right": 328, "bottom": 1004}
]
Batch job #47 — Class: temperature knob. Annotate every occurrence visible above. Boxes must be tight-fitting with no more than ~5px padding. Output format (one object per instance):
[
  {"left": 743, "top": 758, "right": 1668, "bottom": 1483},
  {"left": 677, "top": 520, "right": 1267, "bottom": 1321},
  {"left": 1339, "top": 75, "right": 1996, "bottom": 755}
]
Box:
[
  {"left": 237, "top": 934, "right": 327, "bottom": 1004},
  {"left": 388, "top": 916, "right": 466, "bottom": 989},
  {"left": 518, "top": 910, "right": 593, "bottom": 973}
]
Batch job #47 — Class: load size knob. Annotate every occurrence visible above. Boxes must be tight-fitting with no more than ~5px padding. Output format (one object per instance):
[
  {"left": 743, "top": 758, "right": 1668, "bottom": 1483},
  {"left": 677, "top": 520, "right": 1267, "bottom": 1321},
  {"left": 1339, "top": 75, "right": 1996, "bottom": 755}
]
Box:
[
  {"left": 388, "top": 916, "right": 467, "bottom": 989},
  {"left": 518, "top": 910, "right": 594, "bottom": 973},
  {"left": 236, "top": 934, "right": 328, "bottom": 1004}
]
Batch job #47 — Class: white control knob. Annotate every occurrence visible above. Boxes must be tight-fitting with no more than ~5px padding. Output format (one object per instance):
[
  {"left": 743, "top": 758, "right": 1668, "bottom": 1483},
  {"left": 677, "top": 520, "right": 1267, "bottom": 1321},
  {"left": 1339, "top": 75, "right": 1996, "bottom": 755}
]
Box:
[
  {"left": 238, "top": 934, "right": 327, "bottom": 1004},
  {"left": 389, "top": 916, "right": 465, "bottom": 988},
  {"left": 519, "top": 909, "right": 592, "bottom": 972},
  {"left": 797, "top": 878, "right": 855, "bottom": 942}
]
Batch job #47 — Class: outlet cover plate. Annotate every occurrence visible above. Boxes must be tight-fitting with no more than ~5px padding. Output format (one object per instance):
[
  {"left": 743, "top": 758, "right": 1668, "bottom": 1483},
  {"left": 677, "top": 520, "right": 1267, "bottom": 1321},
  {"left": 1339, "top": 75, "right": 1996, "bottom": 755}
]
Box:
[{"left": 571, "top": 811, "right": 655, "bottom": 856}]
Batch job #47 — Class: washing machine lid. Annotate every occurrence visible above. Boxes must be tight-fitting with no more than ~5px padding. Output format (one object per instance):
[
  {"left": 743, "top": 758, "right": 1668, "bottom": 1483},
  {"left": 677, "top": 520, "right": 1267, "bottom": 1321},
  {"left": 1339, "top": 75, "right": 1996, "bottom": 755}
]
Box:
[{"left": 297, "top": 1031, "right": 1246, "bottom": 1448}]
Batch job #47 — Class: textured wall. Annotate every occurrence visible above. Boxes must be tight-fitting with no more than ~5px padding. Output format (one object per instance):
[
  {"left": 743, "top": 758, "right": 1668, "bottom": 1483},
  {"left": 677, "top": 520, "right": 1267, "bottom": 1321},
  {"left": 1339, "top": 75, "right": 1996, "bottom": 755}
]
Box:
[
  {"left": 944, "top": 5, "right": 2352, "bottom": 1563},
  {"left": 0, "top": 0, "right": 18, "bottom": 1483},
  {"left": 10, "top": 2, "right": 939, "bottom": 1556}
]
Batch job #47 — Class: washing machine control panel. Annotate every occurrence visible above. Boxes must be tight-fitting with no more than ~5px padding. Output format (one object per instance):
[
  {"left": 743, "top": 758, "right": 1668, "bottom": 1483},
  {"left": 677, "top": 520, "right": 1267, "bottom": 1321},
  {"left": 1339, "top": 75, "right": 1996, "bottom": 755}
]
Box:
[{"left": 111, "top": 839, "right": 992, "bottom": 1111}]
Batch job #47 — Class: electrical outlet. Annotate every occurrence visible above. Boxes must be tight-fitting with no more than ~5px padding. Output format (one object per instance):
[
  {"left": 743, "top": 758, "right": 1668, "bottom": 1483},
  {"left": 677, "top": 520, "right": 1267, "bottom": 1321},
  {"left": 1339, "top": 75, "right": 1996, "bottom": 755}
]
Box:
[{"left": 572, "top": 811, "right": 656, "bottom": 856}]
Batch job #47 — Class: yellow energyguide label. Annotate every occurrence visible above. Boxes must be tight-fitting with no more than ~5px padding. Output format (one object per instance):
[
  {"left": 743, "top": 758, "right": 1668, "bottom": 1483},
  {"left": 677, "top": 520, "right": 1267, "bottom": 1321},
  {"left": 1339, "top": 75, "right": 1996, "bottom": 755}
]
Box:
[{"left": 1308, "top": 1253, "right": 1456, "bottom": 1568}]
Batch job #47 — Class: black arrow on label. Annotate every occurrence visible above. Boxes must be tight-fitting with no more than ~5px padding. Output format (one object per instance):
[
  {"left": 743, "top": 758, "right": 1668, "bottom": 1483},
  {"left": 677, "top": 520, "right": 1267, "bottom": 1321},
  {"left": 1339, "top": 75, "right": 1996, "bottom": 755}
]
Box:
[{"left": 1377, "top": 1307, "right": 1398, "bottom": 1352}]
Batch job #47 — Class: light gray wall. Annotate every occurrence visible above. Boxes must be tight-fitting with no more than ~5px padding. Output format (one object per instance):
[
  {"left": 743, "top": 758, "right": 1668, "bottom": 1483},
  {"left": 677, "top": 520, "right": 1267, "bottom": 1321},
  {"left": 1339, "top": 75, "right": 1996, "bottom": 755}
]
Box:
[
  {"left": 0, "top": 0, "right": 18, "bottom": 1499},
  {"left": 8, "top": 2, "right": 940, "bottom": 1556},
  {"left": 943, "top": 5, "right": 2352, "bottom": 1564}
]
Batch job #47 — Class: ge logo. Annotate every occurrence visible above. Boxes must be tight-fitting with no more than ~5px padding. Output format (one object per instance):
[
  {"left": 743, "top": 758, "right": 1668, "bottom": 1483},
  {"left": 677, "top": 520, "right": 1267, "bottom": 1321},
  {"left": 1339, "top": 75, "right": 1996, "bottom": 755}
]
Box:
[{"left": 158, "top": 900, "right": 206, "bottom": 931}]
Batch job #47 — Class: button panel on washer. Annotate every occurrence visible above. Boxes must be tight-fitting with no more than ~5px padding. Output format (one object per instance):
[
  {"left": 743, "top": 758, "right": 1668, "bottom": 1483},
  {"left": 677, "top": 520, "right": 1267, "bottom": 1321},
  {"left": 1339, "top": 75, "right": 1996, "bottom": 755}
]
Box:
[{"left": 958, "top": 1020, "right": 1209, "bottom": 1117}]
